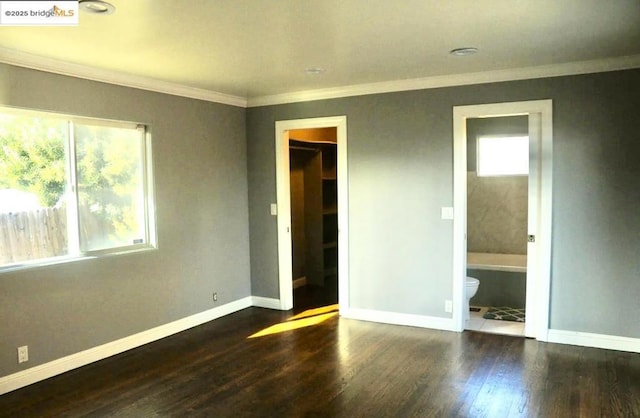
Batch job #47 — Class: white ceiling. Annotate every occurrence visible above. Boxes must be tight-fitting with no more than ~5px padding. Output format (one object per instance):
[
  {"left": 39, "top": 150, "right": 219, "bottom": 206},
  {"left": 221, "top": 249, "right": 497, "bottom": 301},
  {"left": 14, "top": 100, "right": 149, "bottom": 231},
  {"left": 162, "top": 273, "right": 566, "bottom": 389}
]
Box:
[{"left": 1, "top": 0, "right": 639, "bottom": 106}]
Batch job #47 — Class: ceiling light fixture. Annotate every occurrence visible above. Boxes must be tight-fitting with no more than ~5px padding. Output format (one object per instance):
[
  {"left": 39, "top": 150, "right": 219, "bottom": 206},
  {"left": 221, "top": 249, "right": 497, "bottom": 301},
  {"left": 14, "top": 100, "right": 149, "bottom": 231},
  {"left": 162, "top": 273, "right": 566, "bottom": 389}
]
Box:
[
  {"left": 79, "top": 0, "right": 116, "bottom": 15},
  {"left": 304, "top": 67, "right": 326, "bottom": 75},
  {"left": 449, "top": 47, "right": 479, "bottom": 57}
]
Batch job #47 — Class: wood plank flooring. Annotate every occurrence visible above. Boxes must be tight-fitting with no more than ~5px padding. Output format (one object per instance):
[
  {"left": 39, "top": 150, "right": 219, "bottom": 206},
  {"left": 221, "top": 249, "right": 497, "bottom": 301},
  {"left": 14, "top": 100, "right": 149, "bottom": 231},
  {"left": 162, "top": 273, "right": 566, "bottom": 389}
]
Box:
[{"left": 1, "top": 307, "right": 639, "bottom": 417}]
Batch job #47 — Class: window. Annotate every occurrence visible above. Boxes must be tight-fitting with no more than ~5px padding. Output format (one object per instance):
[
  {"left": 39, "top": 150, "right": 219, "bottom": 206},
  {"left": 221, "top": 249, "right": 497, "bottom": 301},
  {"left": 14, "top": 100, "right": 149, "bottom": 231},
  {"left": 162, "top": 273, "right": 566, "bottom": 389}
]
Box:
[
  {"left": 0, "top": 108, "right": 155, "bottom": 270},
  {"left": 476, "top": 135, "right": 529, "bottom": 176}
]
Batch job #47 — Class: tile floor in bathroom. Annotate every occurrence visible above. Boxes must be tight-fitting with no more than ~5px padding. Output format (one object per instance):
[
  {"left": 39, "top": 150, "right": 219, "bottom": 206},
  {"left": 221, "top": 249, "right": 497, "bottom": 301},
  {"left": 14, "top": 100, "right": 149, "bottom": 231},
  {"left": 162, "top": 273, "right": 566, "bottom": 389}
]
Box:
[{"left": 465, "top": 306, "right": 525, "bottom": 336}]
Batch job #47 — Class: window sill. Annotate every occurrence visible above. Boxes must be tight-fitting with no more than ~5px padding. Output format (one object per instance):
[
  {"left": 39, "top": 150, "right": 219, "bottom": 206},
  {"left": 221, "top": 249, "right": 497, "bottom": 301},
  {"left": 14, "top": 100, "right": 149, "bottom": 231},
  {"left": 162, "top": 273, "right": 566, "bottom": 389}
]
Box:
[{"left": 0, "top": 246, "right": 157, "bottom": 275}]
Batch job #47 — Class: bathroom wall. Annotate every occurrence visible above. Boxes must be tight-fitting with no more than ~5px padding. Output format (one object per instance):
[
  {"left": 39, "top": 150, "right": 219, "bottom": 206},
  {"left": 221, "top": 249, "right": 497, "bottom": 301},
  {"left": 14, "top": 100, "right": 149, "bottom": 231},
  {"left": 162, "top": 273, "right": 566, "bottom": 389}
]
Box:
[
  {"left": 466, "top": 116, "right": 528, "bottom": 255},
  {"left": 468, "top": 269, "right": 526, "bottom": 308}
]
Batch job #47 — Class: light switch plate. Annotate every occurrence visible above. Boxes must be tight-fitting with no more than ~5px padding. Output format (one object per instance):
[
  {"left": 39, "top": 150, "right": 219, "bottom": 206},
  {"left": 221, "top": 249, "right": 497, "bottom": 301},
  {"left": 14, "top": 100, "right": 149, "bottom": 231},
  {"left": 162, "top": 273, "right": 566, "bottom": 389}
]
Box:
[
  {"left": 270, "top": 203, "right": 277, "bottom": 216},
  {"left": 441, "top": 207, "right": 454, "bottom": 220}
]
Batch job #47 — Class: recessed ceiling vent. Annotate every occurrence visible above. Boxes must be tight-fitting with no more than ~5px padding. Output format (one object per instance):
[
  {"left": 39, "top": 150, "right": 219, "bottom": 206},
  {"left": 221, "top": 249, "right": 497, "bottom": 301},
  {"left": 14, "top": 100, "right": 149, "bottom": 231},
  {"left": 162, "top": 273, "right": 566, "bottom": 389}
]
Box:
[
  {"left": 79, "top": 0, "right": 116, "bottom": 15},
  {"left": 304, "top": 68, "right": 326, "bottom": 75},
  {"left": 449, "top": 47, "right": 479, "bottom": 56}
]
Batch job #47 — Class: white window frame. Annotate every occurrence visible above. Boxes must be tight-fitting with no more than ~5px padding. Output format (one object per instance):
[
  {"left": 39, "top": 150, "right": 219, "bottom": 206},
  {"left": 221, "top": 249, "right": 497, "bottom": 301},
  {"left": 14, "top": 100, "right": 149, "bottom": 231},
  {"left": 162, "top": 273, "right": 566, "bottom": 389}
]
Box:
[
  {"left": 0, "top": 107, "right": 157, "bottom": 272},
  {"left": 476, "top": 134, "right": 529, "bottom": 177}
]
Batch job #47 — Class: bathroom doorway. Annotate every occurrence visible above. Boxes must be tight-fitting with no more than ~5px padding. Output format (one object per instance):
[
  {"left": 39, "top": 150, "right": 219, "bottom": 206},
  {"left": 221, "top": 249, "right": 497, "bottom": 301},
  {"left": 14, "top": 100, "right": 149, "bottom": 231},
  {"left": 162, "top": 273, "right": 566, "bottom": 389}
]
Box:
[
  {"left": 452, "top": 100, "right": 552, "bottom": 341},
  {"left": 464, "top": 115, "right": 529, "bottom": 336},
  {"left": 274, "top": 116, "right": 349, "bottom": 313}
]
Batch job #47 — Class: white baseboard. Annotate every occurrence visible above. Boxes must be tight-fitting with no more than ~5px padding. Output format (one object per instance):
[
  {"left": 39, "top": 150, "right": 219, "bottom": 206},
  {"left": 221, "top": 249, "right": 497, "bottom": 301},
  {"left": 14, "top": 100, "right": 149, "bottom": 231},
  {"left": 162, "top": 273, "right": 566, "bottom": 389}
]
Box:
[
  {"left": 547, "top": 329, "right": 640, "bottom": 353},
  {"left": 4, "top": 298, "right": 638, "bottom": 396},
  {"left": 342, "top": 307, "right": 457, "bottom": 332},
  {"left": 0, "top": 297, "right": 253, "bottom": 396},
  {"left": 251, "top": 296, "right": 283, "bottom": 310}
]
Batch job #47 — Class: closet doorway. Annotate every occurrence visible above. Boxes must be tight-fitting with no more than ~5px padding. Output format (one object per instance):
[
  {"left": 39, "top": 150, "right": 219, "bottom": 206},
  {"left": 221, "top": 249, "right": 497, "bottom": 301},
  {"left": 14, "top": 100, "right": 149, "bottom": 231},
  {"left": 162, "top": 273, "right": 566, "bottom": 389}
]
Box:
[
  {"left": 289, "top": 130, "right": 338, "bottom": 310},
  {"left": 275, "top": 116, "right": 348, "bottom": 313}
]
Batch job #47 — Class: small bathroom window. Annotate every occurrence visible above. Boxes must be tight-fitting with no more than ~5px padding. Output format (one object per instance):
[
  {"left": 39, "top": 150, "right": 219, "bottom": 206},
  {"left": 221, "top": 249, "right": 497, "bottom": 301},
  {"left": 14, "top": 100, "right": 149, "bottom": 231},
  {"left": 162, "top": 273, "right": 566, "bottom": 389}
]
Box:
[{"left": 477, "top": 135, "right": 529, "bottom": 177}]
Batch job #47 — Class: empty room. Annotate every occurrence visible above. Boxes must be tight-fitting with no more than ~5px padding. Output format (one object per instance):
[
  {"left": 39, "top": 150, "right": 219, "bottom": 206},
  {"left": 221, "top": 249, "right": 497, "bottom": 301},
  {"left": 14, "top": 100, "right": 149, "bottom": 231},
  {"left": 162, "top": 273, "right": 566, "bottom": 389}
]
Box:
[{"left": 0, "top": 1, "right": 639, "bottom": 416}]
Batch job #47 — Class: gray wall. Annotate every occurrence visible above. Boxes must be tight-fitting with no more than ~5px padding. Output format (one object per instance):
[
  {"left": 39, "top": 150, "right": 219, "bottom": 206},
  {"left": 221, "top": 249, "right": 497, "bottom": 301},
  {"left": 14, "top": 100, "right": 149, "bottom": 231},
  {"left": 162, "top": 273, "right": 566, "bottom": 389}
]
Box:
[
  {"left": 248, "top": 95, "right": 454, "bottom": 316},
  {"left": 247, "top": 69, "right": 640, "bottom": 337},
  {"left": 0, "top": 63, "right": 251, "bottom": 377}
]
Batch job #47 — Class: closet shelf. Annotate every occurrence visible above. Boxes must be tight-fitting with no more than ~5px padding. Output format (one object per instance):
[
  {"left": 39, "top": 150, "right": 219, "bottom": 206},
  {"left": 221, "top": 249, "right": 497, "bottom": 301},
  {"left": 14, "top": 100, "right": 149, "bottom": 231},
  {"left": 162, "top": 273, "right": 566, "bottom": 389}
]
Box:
[
  {"left": 323, "top": 241, "right": 338, "bottom": 249},
  {"left": 323, "top": 206, "right": 338, "bottom": 215}
]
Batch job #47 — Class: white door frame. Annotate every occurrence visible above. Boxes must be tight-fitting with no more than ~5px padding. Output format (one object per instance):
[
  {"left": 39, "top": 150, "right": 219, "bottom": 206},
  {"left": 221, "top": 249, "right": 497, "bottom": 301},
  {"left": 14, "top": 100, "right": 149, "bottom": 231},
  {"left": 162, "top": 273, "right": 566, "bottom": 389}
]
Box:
[
  {"left": 452, "top": 100, "right": 552, "bottom": 340},
  {"left": 274, "top": 116, "right": 348, "bottom": 312}
]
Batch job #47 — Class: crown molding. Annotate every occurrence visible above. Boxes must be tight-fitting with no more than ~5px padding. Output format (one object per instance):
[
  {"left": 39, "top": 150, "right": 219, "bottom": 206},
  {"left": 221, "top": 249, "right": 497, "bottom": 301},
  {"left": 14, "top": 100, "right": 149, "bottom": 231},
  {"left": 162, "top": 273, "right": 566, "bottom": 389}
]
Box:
[
  {"left": 0, "top": 47, "right": 247, "bottom": 108},
  {"left": 2, "top": 46, "right": 639, "bottom": 109},
  {"left": 247, "top": 54, "right": 640, "bottom": 107}
]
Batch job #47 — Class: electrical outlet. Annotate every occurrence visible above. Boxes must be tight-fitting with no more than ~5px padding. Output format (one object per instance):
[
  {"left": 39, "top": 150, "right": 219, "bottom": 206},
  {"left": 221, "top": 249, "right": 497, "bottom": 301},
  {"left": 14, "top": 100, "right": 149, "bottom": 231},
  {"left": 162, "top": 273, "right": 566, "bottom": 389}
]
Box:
[
  {"left": 17, "top": 346, "right": 28, "bottom": 364},
  {"left": 213, "top": 292, "right": 218, "bottom": 302},
  {"left": 441, "top": 207, "right": 454, "bottom": 220},
  {"left": 445, "top": 300, "right": 453, "bottom": 313}
]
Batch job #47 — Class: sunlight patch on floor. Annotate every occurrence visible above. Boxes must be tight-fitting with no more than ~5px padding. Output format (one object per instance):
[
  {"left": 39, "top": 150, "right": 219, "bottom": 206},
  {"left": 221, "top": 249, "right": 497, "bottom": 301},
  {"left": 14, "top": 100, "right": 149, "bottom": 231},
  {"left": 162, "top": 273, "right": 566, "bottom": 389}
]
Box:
[
  {"left": 289, "top": 304, "right": 339, "bottom": 321},
  {"left": 248, "top": 305, "right": 339, "bottom": 338}
]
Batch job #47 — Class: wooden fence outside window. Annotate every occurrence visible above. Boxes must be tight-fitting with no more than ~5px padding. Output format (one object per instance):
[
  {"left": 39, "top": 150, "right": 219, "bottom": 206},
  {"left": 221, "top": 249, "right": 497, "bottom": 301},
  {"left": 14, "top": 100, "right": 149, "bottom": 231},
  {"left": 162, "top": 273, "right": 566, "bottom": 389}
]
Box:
[{"left": 0, "top": 207, "right": 68, "bottom": 265}]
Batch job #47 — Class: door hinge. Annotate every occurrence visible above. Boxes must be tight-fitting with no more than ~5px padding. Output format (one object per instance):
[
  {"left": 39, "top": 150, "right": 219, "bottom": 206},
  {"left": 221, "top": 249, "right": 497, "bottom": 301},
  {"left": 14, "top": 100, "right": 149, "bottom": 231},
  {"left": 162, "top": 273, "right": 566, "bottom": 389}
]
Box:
[{"left": 528, "top": 234, "right": 536, "bottom": 243}]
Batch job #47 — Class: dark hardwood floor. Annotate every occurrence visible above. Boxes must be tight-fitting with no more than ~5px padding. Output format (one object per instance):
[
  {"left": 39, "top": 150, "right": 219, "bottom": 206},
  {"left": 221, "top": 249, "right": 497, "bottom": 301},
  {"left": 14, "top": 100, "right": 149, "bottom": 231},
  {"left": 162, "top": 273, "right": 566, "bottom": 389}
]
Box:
[{"left": 1, "top": 306, "right": 639, "bottom": 417}]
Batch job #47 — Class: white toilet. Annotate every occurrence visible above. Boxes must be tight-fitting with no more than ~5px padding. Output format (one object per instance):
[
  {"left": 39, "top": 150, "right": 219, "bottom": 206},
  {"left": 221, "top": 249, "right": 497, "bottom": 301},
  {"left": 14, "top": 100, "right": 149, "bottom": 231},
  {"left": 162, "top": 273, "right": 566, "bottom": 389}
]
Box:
[{"left": 465, "top": 276, "right": 480, "bottom": 320}]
